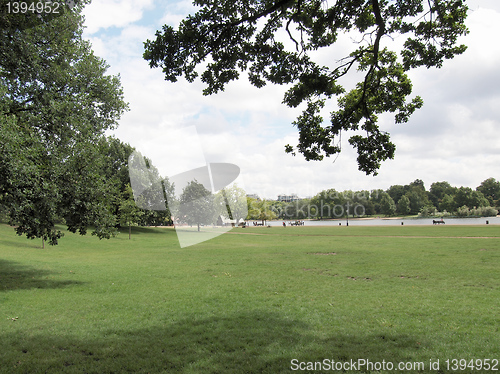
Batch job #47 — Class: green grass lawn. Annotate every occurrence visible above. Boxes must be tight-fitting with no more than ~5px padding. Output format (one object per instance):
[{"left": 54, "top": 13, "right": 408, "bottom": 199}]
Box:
[{"left": 0, "top": 223, "right": 499, "bottom": 373}]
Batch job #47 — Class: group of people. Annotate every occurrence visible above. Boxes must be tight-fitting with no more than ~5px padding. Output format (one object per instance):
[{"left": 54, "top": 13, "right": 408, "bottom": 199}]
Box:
[
  {"left": 283, "top": 220, "right": 305, "bottom": 227},
  {"left": 241, "top": 220, "right": 307, "bottom": 227}
]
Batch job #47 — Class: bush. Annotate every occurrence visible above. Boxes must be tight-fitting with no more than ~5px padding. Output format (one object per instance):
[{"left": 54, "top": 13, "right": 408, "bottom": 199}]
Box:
[
  {"left": 474, "top": 206, "right": 498, "bottom": 217},
  {"left": 436, "top": 210, "right": 452, "bottom": 218},
  {"left": 456, "top": 205, "right": 470, "bottom": 217},
  {"left": 418, "top": 205, "right": 437, "bottom": 217},
  {"left": 456, "top": 205, "right": 498, "bottom": 217},
  {"left": 418, "top": 206, "right": 453, "bottom": 218}
]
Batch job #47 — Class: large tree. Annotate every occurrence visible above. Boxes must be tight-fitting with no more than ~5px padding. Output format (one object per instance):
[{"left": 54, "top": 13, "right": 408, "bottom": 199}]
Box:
[
  {"left": 380, "top": 192, "right": 396, "bottom": 216},
  {"left": 396, "top": 194, "right": 411, "bottom": 215},
  {"left": 476, "top": 178, "right": 500, "bottom": 207},
  {"left": 454, "top": 186, "right": 489, "bottom": 209},
  {"left": 246, "top": 198, "right": 277, "bottom": 224},
  {"left": 1, "top": 1, "right": 128, "bottom": 245},
  {"left": 177, "top": 180, "right": 217, "bottom": 231},
  {"left": 214, "top": 184, "right": 248, "bottom": 224},
  {"left": 429, "top": 181, "right": 456, "bottom": 207},
  {"left": 144, "top": 0, "right": 468, "bottom": 174}
]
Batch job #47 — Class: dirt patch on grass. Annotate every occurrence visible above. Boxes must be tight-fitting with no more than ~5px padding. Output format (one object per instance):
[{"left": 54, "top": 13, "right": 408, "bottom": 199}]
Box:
[
  {"left": 308, "top": 252, "right": 337, "bottom": 255},
  {"left": 347, "top": 276, "right": 372, "bottom": 281}
]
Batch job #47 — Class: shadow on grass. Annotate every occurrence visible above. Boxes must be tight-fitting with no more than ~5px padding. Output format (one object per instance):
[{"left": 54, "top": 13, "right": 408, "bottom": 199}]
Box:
[
  {"left": 0, "top": 226, "right": 44, "bottom": 249},
  {"left": 117, "top": 226, "right": 176, "bottom": 236},
  {"left": 0, "top": 260, "right": 84, "bottom": 292},
  {"left": 0, "top": 310, "right": 426, "bottom": 373}
]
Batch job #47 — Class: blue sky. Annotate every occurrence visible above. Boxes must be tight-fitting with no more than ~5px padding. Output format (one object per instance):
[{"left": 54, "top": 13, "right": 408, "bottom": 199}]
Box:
[{"left": 82, "top": 0, "right": 500, "bottom": 199}]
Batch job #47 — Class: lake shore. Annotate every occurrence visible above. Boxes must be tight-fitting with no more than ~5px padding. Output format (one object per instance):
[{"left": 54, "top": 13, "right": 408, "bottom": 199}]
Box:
[{"left": 266, "top": 216, "right": 499, "bottom": 226}]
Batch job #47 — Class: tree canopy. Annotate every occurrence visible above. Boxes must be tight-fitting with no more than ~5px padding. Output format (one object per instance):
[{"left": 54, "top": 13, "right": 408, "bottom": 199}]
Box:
[
  {"left": 214, "top": 184, "right": 248, "bottom": 224},
  {"left": 144, "top": 0, "right": 469, "bottom": 175},
  {"left": 0, "top": 1, "right": 128, "bottom": 244},
  {"left": 177, "top": 180, "right": 216, "bottom": 231}
]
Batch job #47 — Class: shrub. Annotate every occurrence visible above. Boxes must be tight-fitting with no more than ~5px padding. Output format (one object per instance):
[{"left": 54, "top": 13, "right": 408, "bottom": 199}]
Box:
[
  {"left": 418, "top": 205, "right": 437, "bottom": 217},
  {"left": 474, "top": 206, "right": 498, "bottom": 217},
  {"left": 456, "top": 205, "right": 498, "bottom": 217},
  {"left": 456, "top": 205, "right": 470, "bottom": 217},
  {"left": 436, "top": 210, "right": 451, "bottom": 218}
]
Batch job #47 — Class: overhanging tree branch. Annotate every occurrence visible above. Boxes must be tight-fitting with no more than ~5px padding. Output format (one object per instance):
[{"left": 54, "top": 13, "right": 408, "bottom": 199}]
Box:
[{"left": 144, "top": 0, "right": 469, "bottom": 175}]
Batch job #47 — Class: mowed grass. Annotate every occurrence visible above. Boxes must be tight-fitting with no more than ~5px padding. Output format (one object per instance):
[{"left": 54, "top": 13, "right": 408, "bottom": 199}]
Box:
[{"left": 0, "top": 223, "right": 499, "bottom": 373}]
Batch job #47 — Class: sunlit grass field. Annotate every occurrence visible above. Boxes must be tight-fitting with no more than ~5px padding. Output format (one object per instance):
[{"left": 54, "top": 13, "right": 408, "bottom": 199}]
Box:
[{"left": 0, "top": 223, "right": 499, "bottom": 373}]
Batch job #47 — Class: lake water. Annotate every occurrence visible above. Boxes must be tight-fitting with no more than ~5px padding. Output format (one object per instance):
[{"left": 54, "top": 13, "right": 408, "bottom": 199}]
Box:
[{"left": 266, "top": 216, "right": 500, "bottom": 226}]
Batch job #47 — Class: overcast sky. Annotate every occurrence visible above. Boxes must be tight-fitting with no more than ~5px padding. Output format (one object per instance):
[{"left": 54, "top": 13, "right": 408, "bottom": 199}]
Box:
[{"left": 82, "top": 0, "right": 500, "bottom": 199}]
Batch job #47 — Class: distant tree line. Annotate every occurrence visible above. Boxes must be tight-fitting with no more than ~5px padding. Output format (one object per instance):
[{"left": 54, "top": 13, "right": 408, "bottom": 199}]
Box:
[{"left": 247, "top": 178, "right": 500, "bottom": 221}]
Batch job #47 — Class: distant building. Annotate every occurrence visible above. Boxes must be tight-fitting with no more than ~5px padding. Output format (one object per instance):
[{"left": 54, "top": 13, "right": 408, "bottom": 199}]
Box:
[
  {"left": 246, "top": 194, "right": 261, "bottom": 201},
  {"left": 277, "top": 194, "right": 300, "bottom": 203}
]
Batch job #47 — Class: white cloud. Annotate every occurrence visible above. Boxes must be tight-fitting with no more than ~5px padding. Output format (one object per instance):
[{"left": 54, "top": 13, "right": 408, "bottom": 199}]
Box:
[
  {"left": 82, "top": 0, "right": 155, "bottom": 34},
  {"left": 82, "top": 0, "right": 500, "bottom": 200},
  {"left": 158, "top": 0, "right": 198, "bottom": 28}
]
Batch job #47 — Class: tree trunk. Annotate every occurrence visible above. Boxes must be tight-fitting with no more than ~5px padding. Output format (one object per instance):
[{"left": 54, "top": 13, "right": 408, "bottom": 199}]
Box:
[
  {"left": 129, "top": 225, "right": 131, "bottom": 239},
  {"left": 197, "top": 223, "right": 200, "bottom": 232}
]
